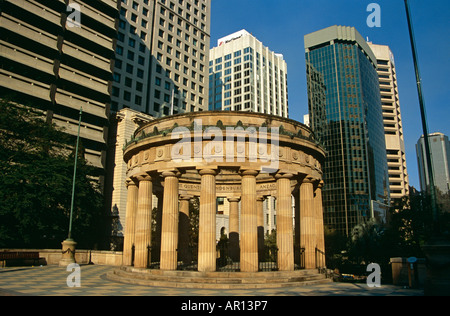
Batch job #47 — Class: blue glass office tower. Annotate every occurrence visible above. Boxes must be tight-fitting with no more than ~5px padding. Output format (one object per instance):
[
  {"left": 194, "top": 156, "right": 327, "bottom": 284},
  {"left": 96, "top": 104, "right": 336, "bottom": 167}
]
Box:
[{"left": 304, "top": 26, "right": 389, "bottom": 236}]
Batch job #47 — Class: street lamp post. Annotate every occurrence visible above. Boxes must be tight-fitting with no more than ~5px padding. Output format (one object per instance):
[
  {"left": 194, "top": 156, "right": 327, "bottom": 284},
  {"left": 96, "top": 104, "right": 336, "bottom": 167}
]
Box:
[
  {"left": 405, "top": 0, "right": 450, "bottom": 296},
  {"left": 59, "top": 108, "right": 82, "bottom": 267},
  {"left": 404, "top": 0, "right": 439, "bottom": 233}
]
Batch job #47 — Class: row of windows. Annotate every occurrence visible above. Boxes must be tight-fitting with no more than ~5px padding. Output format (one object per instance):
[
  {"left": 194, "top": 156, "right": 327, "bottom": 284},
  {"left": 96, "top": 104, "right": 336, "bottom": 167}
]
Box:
[
  {"left": 160, "top": 0, "right": 208, "bottom": 14},
  {"left": 118, "top": 19, "right": 148, "bottom": 40},
  {"left": 159, "top": 0, "right": 208, "bottom": 32},
  {"left": 160, "top": 1, "right": 207, "bottom": 26}
]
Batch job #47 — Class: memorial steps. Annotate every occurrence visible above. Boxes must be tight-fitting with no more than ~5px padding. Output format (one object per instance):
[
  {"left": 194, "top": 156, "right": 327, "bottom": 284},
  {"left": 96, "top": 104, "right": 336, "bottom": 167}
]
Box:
[{"left": 106, "top": 266, "right": 332, "bottom": 289}]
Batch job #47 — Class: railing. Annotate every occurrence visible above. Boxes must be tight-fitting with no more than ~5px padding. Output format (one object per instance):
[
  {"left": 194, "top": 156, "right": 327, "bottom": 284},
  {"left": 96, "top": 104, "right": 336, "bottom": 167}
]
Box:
[
  {"left": 217, "top": 240, "right": 240, "bottom": 272},
  {"left": 216, "top": 241, "right": 279, "bottom": 272},
  {"left": 258, "top": 245, "right": 278, "bottom": 271},
  {"left": 315, "top": 247, "right": 326, "bottom": 273},
  {"left": 131, "top": 244, "right": 322, "bottom": 273},
  {"left": 177, "top": 246, "right": 198, "bottom": 271},
  {"left": 295, "top": 246, "right": 305, "bottom": 270}
]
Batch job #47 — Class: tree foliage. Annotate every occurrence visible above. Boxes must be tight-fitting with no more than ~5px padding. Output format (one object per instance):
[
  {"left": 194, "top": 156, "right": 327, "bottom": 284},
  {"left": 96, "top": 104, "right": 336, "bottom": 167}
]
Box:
[
  {"left": 0, "top": 99, "right": 104, "bottom": 249},
  {"left": 324, "top": 190, "right": 450, "bottom": 279}
]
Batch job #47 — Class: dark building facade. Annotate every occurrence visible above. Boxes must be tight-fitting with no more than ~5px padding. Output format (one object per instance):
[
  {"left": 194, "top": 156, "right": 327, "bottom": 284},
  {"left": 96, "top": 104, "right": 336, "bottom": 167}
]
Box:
[
  {"left": 0, "top": 0, "right": 117, "bottom": 175},
  {"left": 304, "top": 26, "right": 390, "bottom": 236}
]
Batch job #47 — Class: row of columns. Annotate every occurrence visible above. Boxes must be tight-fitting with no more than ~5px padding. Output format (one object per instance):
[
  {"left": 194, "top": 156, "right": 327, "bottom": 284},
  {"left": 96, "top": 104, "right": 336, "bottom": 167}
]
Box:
[{"left": 122, "top": 169, "right": 325, "bottom": 272}]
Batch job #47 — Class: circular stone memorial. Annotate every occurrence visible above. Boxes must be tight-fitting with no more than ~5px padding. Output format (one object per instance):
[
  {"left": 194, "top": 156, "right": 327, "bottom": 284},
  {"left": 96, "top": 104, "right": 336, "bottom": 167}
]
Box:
[{"left": 110, "top": 111, "right": 328, "bottom": 287}]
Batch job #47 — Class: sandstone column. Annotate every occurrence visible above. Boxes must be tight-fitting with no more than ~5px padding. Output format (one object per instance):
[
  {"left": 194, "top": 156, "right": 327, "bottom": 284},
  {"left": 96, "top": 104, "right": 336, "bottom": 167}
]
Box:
[
  {"left": 178, "top": 195, "right": 192, "bottom": 264},
  {"left": 134, "top": 174, "right": 153, "bottom": 269},
  {"left": 314, "top": 180, "right": 325, "bottom": 267},
  {"left": 240, "top": 169, "right": 259, "bottom": 272},
  {"left": 300, "top": 176, "right": 316, "bottom": 269},
  {"left": 123, "top": 178, "right": 139, "bottom": 266},
  {"left": 276, "top": 173, "right": 294, "bottom": 271},
  {"left": 160, "top": 171, "right": 180, "bottom": 270},
  {"left": 228, "top": 197, "right": 240, "bottom": 261},
  {"left": 198, "top": 169, "right": 217, "bottom": 272}
]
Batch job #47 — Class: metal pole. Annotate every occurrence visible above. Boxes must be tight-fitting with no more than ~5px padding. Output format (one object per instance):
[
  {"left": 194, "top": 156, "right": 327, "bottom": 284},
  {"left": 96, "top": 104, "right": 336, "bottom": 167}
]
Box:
[
  {"left": 404, "top": 0, "right": 439, "bottom": 234},
  {"left": 68, "top": 107, "right": 82, "bottom": 240}
]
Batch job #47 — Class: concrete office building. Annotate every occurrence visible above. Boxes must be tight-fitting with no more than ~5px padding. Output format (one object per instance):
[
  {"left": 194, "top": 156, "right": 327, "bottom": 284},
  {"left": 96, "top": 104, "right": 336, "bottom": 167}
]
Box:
[
  {"left": 368, "top": 42, "right": 410, "bottom": 200},
  {"left": 112, "top": 0, "right": 211, "bottom": 116},
  {"left": 416, "top": 132, "right": 450, "bottom": 194},
  {"left": 106, "top": 0, "right": 211, "bottom": 245},
  {"left": 209, "top": 29, "right": 289, "bottom": 118},
  {"left": 0, "top": 0, "right": 116, "bottom": 174},
  {"left": 305, "top": 26, "right": 390, "bottom": 236}
]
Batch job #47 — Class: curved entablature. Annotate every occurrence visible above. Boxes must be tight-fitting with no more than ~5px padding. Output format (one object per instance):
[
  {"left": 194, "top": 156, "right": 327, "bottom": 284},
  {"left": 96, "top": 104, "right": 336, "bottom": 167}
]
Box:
[{"left": 123, "top": 111, "right": 325, "bottom": 184}]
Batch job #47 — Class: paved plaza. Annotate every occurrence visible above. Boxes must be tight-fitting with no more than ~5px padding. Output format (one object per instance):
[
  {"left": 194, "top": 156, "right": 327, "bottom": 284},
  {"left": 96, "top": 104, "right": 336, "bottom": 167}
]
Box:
[{"left": 0, "top": 264, "right": 423, "bottom": 296}]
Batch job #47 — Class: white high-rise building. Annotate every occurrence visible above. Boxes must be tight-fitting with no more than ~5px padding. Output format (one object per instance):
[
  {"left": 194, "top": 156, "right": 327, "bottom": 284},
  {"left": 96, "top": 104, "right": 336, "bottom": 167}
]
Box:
[
  {"left": 209, "top": 30, "right": 289, "bottom": 118},
  {"left": 209, "top": 30, "right": 290, "bottom": 237},
  {"left": 368, "top": 42, "right": 410, "bottom": 200}
]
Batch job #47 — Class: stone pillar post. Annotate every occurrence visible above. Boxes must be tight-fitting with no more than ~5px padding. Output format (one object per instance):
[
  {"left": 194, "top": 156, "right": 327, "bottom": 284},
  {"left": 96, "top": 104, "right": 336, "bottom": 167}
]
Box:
[
  {"left": 134, "top": 174, "right": 153, "bottom": 269},
  {"left": 160, "top": 171, "right": 180, "bottom": 271},
  {"left": 256, "top": 196, "right": 265, "bottom": 261},
  {"left": 240, "top": 169, "right": 259, "bottom": 272},
  {"left": 276, "top": 173, "right": 294, "bottom": 271},
  {"left": 228, "top": 197, "right": 240, "bottom": 262},
  {"left": 178, "top": 195, "right": 192, "bottom": 264},
  {"left": 123, "top": 178, "right": 139, "bottom": 266},
  {"left": 300, "top": 176, "right": 316, "bottom": 269},
  {"left": 198, "top": 169, "right": 217, "bottom": 272},
  {"left": 59, "top": 239, "right": 77, "bottom": 267},
  {"left": 314, "top": 180, "right": 325, "bottom": 254}
]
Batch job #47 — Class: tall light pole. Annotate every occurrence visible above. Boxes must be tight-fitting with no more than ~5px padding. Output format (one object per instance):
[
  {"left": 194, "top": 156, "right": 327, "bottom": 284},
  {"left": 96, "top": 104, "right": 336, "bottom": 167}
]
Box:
[
  {"left": 67, "top": 107, "right": 83, "bottom": 240},
  {"left": 404, "top": 0, "right": 439, "bottom": 234},
  {"left": 59, "top": 107, "right": 82, "bottom": 267}
]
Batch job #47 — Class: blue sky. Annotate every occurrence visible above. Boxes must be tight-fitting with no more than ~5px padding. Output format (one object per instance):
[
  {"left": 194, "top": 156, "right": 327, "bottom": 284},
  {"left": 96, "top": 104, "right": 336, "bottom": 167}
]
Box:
[{"left": 210, "top": 0, "right": 450, "bottom": 190}]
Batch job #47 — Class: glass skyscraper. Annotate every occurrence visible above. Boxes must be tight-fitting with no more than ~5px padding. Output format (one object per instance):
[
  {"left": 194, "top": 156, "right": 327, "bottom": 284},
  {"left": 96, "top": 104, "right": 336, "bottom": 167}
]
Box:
[
  {"left": 416, "top": 132, "right": 450, "bottom": 195},
  {"left": 304, "top": 26, "right": 390, "bottom": 236}
]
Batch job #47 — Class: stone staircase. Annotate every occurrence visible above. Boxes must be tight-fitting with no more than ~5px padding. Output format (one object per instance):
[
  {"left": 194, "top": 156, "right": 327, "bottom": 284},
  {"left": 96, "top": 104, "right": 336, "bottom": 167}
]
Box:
[{"left": 106, "top": 266, "right": 332, "bottom": 289}]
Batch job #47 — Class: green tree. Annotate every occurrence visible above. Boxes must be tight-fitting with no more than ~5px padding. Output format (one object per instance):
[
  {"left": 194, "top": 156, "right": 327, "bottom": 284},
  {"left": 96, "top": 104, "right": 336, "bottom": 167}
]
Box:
[{"left": 0, "top": 99, "right": 104, "bottom": 249}]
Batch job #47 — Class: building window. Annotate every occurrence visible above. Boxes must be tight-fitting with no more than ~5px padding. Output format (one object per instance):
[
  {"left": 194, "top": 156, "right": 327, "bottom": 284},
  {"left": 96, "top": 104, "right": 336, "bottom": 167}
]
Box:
[
  {"left": 135, "top": 95, "right": 142, "bottom": 105},
  {"left": 112, "top": 86, "right": 120, "bottom": 97},
  {"left": 126, "top": 64, "right": 133, "bottom": 74},
  {"left": 125, "top": 77, "right": 132, "bottom": 87}
]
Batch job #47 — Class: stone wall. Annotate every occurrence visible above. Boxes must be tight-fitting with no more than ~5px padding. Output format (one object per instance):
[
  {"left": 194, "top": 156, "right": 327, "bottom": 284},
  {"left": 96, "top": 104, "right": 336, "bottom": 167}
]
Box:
[{"left": 1, "top": 249, "right": 123, "bottom": 266}]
